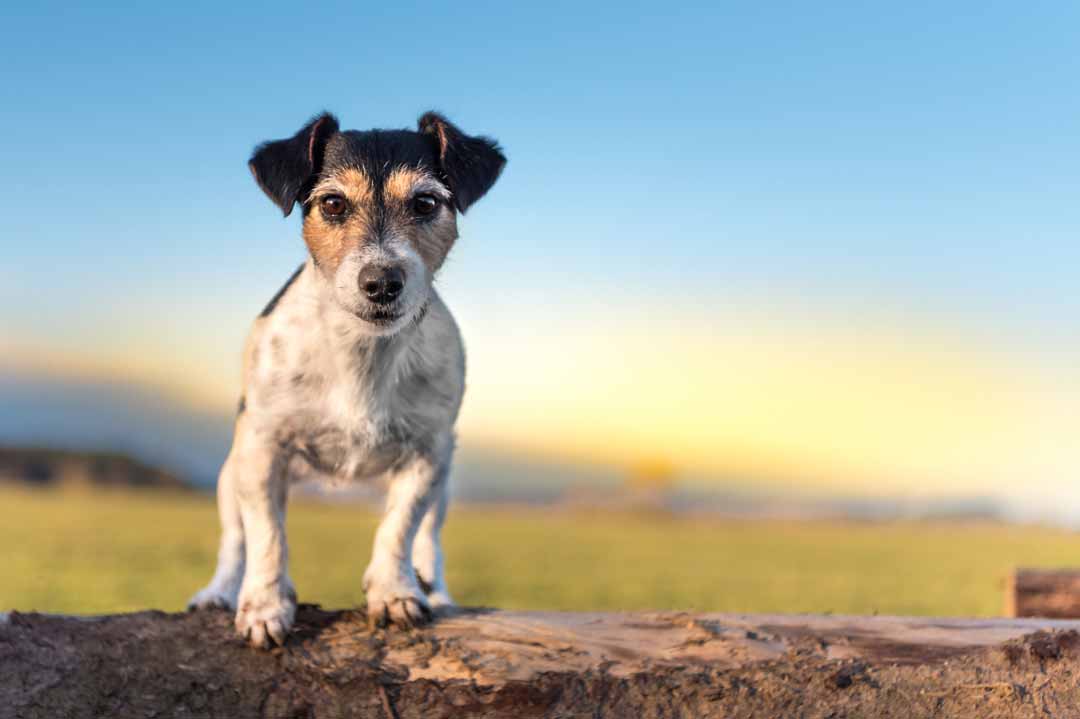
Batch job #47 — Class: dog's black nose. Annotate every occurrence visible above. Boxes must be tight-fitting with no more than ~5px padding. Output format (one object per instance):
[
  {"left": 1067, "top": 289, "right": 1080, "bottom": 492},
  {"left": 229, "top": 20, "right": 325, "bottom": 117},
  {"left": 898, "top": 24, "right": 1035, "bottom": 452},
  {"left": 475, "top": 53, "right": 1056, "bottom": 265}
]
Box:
[{"left": 360, "top": 266, "right": 405, "bottom": 305}]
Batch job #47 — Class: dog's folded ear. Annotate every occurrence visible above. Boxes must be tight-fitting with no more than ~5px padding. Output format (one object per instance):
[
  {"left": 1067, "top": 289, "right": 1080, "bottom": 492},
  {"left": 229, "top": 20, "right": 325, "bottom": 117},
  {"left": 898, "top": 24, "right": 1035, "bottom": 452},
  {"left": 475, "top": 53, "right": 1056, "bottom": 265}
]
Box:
[
  {"left": 249, "top": 113, "right": 339, "bottom": 216},
  {"left": 418, "top": 112, "right": 506, "bottom": 213}
]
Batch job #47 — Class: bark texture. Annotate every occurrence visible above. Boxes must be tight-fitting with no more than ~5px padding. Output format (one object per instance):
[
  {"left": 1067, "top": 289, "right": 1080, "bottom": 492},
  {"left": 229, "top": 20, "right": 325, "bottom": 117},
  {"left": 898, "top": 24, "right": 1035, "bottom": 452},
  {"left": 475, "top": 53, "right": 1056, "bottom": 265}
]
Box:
[{"left": 4, "top": 606, "right": 1080, "bottom": 718}]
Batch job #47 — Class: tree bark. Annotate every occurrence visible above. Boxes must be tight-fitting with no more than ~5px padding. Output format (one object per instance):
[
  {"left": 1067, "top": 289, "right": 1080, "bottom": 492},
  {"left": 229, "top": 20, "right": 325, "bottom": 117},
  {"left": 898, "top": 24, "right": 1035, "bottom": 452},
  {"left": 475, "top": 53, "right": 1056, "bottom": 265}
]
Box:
[
  {"left": 1007, "top": 568, "right": 1080, "bottom": 619},
  {"left": 4, "top": 606, "right": 1080, "bottom": 718}
]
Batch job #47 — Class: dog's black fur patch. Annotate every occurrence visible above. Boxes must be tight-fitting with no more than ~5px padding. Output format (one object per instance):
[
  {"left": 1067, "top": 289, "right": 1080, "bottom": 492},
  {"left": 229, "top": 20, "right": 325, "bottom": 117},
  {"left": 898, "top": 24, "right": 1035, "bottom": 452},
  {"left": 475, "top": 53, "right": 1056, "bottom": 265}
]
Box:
[
  {"left": 419, "top": 112, "right": 506, "bottom": 213},
  {"left": 259, "top": 263, "right": 304, "bottom": 318},
  {"left": 249, "top": 113, "right": 338, "bottom": 216},
  {"left": 249, "top": 112, "right": 505, "bottom": 218},
  {"left": 318, "top": 129, "right": 442, "bottom": 240}
]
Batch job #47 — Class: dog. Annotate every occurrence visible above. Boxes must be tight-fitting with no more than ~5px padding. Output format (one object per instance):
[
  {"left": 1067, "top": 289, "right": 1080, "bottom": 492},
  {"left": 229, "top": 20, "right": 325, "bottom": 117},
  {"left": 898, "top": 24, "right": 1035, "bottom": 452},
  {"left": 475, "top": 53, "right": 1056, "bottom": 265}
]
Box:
[{"left": 187, "top": 112, "right": 505, "bottom": 648}]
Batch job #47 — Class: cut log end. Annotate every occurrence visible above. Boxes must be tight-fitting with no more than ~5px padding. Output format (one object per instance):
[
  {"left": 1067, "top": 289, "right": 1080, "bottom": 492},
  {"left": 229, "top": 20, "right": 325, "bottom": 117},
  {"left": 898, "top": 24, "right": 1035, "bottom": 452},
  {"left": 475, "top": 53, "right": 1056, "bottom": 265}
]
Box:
[{"left": 1008, "top": 568, "right": 1080, "bottom": 619}]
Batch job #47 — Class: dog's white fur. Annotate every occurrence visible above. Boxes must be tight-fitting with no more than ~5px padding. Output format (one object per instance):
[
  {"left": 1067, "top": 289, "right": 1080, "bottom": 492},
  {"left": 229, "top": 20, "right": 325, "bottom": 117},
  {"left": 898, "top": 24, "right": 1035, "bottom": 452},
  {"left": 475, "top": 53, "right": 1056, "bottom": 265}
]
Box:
[
  {"left": 189, "top": 252, "right": 464, "bottom": 646},
  {"left": 189, "top": 113, "right": 503, "bottom": 648}
]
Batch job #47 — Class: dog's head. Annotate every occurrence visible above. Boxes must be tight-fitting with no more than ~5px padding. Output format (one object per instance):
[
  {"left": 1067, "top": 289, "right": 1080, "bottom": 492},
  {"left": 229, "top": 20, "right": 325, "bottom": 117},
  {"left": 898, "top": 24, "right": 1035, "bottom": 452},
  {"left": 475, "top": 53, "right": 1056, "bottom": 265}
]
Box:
[{"left": 249, "top": 112, "right": 505, "bottom": 334}]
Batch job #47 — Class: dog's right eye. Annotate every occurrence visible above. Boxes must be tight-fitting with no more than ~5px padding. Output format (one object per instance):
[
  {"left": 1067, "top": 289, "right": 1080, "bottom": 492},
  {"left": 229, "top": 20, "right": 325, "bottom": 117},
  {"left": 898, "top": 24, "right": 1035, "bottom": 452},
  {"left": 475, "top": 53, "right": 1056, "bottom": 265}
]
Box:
[{"left": 320, "top": 195, "right": 347, "bottom": 217}]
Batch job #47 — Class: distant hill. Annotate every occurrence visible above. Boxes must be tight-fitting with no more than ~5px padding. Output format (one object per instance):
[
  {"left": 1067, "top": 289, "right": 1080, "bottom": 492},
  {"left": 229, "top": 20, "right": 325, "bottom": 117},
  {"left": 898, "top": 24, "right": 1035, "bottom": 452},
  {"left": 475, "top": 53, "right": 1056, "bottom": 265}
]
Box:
[
  {"left": 0, "top": 446, "right": 190, "bottom": 491},
  {"left": 0, "top": 369, "right": 232, "bottom": 487}
]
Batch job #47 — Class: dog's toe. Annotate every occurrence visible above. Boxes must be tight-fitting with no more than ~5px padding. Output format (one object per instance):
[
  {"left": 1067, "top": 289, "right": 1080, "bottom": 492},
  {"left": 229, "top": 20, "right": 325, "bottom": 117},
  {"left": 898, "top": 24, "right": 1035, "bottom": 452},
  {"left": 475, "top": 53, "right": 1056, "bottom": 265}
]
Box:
[
  {"left": 266, "top": 616, "right": 290, "bottom": 646},
  {"left": 390, "top": 596, "right": 433, "bottom": 629},
  {"left": 234, "top": 588, "right": 296, "bottom": 649},
  {"left": 366, "top": 590, "right": 432, "bottom": 630},
  {"left": 426, "top": 591, "right": 457, "bottom": 614},
  {"left": 188, "top": 586, "right": 236, "bottom": 612}
]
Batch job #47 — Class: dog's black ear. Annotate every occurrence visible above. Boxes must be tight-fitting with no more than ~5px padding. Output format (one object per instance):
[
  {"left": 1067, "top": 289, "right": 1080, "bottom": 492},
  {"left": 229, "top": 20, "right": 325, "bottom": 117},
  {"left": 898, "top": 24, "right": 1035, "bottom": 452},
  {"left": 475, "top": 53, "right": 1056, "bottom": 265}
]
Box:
[
  {"left": 249, "top": 113, "right": 339, "bottom": 216},
  {"left": 418, "top": 112, "right": 506, "bottom": 213}
]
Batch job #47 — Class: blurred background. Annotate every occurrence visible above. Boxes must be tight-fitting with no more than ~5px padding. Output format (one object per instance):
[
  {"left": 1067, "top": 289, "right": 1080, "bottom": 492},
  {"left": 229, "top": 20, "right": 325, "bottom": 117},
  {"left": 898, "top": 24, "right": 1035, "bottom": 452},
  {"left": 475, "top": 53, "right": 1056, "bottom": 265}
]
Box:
[{"left": 2, "top": 1, "right": 1078, "bottom": 616}]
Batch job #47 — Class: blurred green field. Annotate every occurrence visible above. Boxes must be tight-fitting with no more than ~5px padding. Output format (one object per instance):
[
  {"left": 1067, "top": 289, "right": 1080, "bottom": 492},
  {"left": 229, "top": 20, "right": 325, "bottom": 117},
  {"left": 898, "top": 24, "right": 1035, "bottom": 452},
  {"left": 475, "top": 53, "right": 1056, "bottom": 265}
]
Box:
[{"left": 3, "top": 485, "right": 1080, "bottom": 617}]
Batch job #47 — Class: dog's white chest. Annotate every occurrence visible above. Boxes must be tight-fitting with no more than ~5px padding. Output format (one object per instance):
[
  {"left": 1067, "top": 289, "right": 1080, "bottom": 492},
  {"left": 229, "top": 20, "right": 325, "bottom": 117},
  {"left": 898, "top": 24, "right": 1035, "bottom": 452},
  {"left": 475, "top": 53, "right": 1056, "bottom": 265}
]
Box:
[
  {"left": 286, "top": 377, "right": 405, "bottom": 482},
  {"left": 244, "top": 280, "right": 464, "bottom": 485}
]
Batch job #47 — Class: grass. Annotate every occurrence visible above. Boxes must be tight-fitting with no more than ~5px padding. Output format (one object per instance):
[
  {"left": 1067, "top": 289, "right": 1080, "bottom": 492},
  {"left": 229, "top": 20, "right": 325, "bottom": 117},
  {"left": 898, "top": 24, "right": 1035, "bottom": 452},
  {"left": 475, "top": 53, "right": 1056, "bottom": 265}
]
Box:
[{"left": 3, "top": 485, "right": 1080, "bottom": 617}]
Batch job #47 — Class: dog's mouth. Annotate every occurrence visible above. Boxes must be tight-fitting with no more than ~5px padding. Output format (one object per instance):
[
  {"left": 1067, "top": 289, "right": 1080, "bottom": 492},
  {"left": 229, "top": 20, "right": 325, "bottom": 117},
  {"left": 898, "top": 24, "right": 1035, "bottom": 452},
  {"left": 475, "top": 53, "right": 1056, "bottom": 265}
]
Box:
[
  {"left": 353, "top": 299, "right": 430, "bottom": 329},
  {"left": 355, "top": 308, "right": 403, "bottom": 326}
]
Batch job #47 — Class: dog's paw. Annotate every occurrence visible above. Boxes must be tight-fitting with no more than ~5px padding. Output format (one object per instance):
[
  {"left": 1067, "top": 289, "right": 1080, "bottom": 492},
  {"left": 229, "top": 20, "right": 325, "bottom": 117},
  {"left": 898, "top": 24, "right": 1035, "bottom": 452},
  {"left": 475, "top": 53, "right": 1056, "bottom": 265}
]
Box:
[
  {"left": 187, "top": 585, "right": 238, "bottom": 612},
  {"left": 425, "top": 590, "right": 457, "bottom": 613},
  {"left": 366, "top": 591, "right": 433, "bottom": 629},
  {"left": 364, "top": 567, "right": 432, "bottom": 629},
  {"left": 415, "top": 572, "right": 456, "bottom": 613},
  {"left": 234, "top": 585, "right": 297, "bottom": 649}
]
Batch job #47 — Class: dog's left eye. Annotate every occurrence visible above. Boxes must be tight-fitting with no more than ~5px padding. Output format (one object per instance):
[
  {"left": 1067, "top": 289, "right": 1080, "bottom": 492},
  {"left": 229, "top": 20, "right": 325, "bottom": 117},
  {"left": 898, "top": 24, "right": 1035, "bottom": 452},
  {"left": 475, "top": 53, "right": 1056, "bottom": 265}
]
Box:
[
  {"left": 320, "top": 195, "right": 347, "bottom": 217},
  {"left": 411, "top": 194, "right": 439, "bottom": 216}
]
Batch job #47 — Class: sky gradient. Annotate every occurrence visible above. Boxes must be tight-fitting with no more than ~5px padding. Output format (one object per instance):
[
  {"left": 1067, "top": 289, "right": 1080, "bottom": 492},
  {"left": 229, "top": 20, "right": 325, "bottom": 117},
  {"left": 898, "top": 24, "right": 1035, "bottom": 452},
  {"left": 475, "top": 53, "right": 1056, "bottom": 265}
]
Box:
[{"left": 1, "top": 2, "right": 1078, "bottom": 515}]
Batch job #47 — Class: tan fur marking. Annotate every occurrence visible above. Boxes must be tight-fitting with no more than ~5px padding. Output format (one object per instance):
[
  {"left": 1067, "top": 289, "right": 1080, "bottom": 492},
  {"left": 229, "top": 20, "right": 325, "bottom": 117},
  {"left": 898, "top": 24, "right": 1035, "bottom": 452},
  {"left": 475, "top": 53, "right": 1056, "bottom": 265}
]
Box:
[
  {"left": 384, "top": 167, "right": 457, "bottom": 271},
  {"left": 384, "top": 167, "right": 428, "bottom": 204},
  {"left": 303, "top": 168, "right": 375, "bottom": 273},
  {"left": 320, "top": 168, "right": 375, "bottom": 206},
  {"left": 384, "top": 167, "right": 452, "bottom": 204}
]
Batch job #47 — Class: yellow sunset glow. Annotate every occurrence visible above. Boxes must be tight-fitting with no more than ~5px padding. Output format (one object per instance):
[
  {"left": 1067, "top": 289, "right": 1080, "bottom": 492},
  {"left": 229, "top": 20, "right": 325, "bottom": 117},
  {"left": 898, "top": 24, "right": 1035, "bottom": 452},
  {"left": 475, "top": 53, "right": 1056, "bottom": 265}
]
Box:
[
  {"left": 456, "top": 309, "right": 1078, "bottom": 495},
  {"left": 6, "top": 306, "right": 1076, "bottom": 497}
]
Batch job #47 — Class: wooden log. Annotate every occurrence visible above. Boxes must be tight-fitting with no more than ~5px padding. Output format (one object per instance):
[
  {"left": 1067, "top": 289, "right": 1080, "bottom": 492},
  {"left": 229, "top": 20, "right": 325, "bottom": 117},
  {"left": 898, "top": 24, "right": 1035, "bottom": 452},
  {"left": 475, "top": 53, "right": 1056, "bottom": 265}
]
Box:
[
  {"left": 1007, "top": 568, "right": 1080, "bottom": 618},
  {"left": 5, "top": 606, "right": 1080, "bottom": 718}
]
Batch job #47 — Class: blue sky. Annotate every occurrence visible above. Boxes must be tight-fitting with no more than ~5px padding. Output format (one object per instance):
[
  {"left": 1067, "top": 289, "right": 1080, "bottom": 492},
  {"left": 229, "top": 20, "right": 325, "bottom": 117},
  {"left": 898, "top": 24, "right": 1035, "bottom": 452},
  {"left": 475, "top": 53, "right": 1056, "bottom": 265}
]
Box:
[
  {"left": 3, "top": 2, "right": 1078, "bottom": 329},
  {"left": 1, "top": 2, "right": 1078, "bottom": 512}
]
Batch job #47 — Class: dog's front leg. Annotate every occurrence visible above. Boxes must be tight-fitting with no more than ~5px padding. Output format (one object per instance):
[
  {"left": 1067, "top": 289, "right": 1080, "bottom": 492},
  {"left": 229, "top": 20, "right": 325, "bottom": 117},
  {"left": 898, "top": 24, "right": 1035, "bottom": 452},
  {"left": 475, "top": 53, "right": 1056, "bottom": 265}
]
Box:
[
  {"left": 363, "top": 454, "right": 443, "bottom": 628},
  {"left": 412, "top": 465, "right": 454, "bottom": 611},
  {"left": 188, "top": 451, "right": 246, "bottom": 610},
  {"left": 232, "top": 433, "right": 295, "bottom": 648}
]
